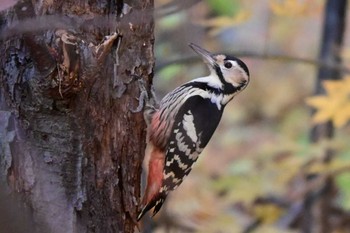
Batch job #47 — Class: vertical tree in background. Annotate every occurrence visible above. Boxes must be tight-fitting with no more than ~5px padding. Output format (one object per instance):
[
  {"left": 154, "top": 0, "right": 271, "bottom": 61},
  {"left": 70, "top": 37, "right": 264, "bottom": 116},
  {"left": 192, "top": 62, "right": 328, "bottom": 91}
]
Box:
[
  {"left": 306, "top": 1, "right": 347, "bottom": 233},
  {"left": 0, "top": 0, "right": 154, "bottom": 232},
  {"left": 310, "top": 0, "right": 347, "bottom": 143}
]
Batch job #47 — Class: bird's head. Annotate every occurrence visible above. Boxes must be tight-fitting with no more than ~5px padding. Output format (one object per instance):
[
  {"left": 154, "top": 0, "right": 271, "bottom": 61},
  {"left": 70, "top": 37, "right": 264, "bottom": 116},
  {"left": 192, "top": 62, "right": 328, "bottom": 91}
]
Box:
[{"left": 189, "top": 43, "right": 250, "bottom": 94}]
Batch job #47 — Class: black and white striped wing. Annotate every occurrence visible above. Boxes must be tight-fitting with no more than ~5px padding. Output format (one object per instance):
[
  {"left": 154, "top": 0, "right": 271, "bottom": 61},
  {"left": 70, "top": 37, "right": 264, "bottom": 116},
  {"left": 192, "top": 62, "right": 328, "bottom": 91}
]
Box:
[{"left": 161, "top": 95, "right": 224, "bottom": 193}]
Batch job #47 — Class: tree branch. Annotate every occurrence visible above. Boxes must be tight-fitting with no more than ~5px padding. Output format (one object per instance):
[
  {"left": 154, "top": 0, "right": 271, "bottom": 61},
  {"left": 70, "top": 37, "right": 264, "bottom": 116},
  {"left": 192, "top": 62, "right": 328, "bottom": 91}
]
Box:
[{"left": 155, "top": 52, "right": 350, "bottom": 74}]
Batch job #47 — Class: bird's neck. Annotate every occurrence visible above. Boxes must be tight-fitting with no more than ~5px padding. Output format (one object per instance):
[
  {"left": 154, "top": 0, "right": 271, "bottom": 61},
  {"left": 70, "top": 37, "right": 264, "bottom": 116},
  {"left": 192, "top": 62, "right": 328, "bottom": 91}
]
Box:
[{"left": 191, "top": 74, "right": 223, "bottom": 90}]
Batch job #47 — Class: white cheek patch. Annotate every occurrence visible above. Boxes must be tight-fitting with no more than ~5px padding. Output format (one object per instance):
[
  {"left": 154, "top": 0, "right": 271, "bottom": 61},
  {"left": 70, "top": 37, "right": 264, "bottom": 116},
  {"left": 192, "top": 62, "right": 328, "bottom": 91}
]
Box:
[{"left": 224, "top": 68, "right": 248, "bottom": 87}]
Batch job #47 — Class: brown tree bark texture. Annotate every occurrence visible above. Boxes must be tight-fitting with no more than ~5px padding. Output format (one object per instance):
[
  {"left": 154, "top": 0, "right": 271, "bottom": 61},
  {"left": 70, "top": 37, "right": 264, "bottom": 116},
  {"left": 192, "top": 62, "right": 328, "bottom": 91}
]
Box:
[{"left": 0, "top": 0, "right": 154, "bottom": 232}]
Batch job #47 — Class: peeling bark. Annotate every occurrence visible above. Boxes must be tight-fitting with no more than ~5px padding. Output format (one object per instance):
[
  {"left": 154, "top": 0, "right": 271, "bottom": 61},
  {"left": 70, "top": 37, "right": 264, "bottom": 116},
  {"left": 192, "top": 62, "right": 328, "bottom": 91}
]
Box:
[{"left": 0, "top": 0, "right": 154, "bottom": 232}]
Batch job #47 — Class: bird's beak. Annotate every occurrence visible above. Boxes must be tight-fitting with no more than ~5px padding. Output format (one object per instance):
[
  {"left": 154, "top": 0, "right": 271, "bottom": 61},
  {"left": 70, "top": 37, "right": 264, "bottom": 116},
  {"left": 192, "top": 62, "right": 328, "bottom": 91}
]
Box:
[{"left": 189, "top": 43, "right": 216, "bottom": 68}]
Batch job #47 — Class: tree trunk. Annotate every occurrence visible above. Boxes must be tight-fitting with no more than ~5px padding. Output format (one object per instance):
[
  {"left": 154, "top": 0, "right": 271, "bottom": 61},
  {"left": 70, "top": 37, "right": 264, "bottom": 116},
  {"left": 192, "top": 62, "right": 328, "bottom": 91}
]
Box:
[
  {"left": 305, "top": 1, "right": 347, "bottom": 233},
  {"left": 310, "top": 0, "right": 347, "bottom": 143},
  {"left": 0, "top": 0, "right": 154, "bottom": 232}
]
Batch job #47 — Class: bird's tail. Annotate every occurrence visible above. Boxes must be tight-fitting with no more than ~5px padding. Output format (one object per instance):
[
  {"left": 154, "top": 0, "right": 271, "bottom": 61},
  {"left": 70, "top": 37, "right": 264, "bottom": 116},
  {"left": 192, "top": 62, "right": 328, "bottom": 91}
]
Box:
[{"left": 137, "top": 192, "right": 167, "bottom": 221}]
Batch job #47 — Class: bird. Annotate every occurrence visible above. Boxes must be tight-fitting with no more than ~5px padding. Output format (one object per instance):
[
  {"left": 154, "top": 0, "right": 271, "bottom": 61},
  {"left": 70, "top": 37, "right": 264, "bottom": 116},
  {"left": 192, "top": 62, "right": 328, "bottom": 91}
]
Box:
[{"left": 137, "top": 43, "right": 250, "bottom": 221}]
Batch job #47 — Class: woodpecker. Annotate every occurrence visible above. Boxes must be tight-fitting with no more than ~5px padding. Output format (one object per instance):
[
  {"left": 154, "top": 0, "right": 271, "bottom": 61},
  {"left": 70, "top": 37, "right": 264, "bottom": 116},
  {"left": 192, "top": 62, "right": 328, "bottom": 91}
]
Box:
[{"left": 137, "top": 43, "right": 250, "bottom": 221}]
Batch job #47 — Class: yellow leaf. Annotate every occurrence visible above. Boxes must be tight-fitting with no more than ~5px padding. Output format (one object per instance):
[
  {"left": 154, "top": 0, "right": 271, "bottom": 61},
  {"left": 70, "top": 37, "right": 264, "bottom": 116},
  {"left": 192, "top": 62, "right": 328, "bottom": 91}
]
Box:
[
  {"left": 306, "top": 77, "right": 350, "bottom": 128},
  {"left": 269, "top": 0, "right": 307, "bottom": 16},
  {"left": 312, "top": 109, "right": 333, "bottom": 124},
  {"left": 323, "top": 80, "right": 344, "bottom": 94},
  {"left": 305, "top": 96, "right": 331, "bottom": 108},
  {"left": 334, "top": 103, "right": 350, "bottom": 127},
  {"left": 253, "top": 203, "right": 284, "bottom": 224},
  {"left": 195, "top": 11, "right": 250, "bottom": 36}
]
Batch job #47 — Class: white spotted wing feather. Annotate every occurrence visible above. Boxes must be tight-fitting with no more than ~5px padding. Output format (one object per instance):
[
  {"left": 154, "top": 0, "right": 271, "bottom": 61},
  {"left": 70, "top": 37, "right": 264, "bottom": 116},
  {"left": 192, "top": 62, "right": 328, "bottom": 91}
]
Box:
[{"left": 162, "top": 95, "right": 224, "bottom": 192}]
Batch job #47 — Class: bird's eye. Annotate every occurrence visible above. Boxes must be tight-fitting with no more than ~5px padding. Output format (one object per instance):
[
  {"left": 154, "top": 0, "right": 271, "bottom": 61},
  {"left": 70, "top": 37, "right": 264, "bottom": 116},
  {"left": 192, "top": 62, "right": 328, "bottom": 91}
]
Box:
[{"left": 224, "top": 62, "right": 232, "bottom": 69}]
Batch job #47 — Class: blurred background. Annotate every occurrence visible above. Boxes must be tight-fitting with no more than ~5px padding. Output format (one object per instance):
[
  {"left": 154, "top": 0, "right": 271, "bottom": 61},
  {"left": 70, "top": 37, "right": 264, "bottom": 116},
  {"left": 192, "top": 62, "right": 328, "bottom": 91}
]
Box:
[{"left": 147, "top": 0, "right": 350, "bottom": 232}]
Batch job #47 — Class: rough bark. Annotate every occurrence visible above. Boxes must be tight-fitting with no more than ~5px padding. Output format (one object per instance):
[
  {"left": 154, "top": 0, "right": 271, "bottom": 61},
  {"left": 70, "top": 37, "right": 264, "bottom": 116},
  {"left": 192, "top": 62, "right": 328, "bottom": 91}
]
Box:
[{"left": 0, "top": 0, "right": 154, "bottom": 232}]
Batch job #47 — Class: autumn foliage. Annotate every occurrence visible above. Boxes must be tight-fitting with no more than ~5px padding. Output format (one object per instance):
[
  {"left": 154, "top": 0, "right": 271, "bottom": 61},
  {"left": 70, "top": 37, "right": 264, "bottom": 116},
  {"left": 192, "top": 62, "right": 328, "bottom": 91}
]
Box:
[{"left": 307, "top": 77, "right": 350, "bottom": 128}]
